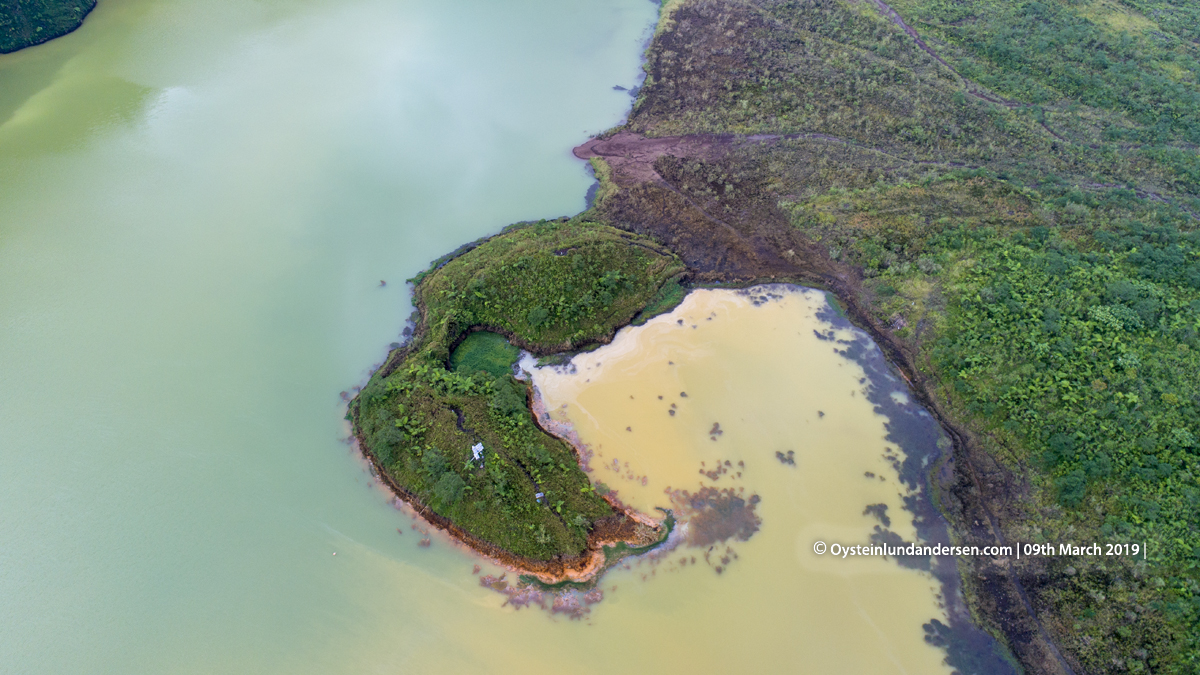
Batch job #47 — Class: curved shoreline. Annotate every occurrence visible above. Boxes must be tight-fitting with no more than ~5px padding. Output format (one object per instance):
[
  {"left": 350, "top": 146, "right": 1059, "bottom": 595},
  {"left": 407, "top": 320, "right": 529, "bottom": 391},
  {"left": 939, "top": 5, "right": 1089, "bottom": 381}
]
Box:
[
  {"left": 352, "top": 382, "right": 667, "bottom": 584},
  {"left": 354, "top": 199, "right": 1047, "bottom": 663},
  {"left": 577, "top": 129, "right": 1070, "bottom": 671},
  {"left": 350, "top": 258, "right": 676, "bottom": 583},
  {"left": 0, "top": 1, "right": 96, "bottom": 54},
  {"left": 350, "top": 0, "right": 1069, "bottom": 665}
]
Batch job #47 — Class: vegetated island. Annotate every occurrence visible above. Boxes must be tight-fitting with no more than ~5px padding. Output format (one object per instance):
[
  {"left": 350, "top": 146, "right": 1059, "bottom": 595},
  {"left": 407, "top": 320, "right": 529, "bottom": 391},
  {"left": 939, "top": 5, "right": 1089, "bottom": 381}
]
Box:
[
  {"left": 351, "top": 221, "right": 686, "bottom": 583},
  {"left": 356, "top": 0, "right": 1199, "bottom": 670},
  {"left": 1, "top": 1, "right": 96, "bottom": 53}
]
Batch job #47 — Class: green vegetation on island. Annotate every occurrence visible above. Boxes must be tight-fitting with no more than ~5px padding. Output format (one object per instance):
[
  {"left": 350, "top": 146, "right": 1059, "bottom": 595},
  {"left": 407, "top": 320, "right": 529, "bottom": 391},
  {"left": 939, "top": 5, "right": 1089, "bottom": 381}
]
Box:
[
  {"left": 1, "top": 1, "right": 95, "bottom": 53},
  {"left": 352, "top": 219, "right": 683, "bottom": 561},
  {"left": 576, "top": 0, "right": 1200, "bottom": 670}
]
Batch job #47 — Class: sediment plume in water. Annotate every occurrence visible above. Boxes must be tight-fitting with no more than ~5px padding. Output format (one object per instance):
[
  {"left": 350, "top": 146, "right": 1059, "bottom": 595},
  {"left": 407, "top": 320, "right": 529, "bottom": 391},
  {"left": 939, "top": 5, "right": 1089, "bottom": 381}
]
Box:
[
  {"left": 525, "top": 286, "right": 1017, "bottom": 673},
  {"left": 671, "top": 486, "right": 761, "bottom": 549}
]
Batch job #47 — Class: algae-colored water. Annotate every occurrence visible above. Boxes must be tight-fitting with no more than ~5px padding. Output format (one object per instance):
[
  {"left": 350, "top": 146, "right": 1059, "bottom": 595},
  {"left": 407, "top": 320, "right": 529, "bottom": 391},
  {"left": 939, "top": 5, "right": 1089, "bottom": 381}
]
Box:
[
  {"left": 531, "top": 287, "right": 957, "bottom": 673},
  {"left": 0, "top": 1, "right": 1007, "bottom": 673}
]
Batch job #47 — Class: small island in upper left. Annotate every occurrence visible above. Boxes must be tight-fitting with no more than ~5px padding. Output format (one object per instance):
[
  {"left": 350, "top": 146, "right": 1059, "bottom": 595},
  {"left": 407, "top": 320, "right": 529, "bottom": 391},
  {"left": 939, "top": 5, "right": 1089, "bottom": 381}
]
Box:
[{"left": 1, "top": 1, "right": 96, "bottom": 54}]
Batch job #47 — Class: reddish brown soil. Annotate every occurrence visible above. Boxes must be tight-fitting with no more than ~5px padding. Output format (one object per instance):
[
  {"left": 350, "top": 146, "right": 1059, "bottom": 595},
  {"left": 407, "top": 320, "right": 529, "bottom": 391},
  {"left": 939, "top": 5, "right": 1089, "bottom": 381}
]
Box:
[{"left": 576, "top": 131, "right": 730, "bottom": 185}]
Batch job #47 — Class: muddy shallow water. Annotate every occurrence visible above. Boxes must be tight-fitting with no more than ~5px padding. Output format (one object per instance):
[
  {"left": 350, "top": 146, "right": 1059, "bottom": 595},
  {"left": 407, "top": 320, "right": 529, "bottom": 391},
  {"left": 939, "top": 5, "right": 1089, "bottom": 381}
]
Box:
[{"left": 530, "top": 286, "right": 1016, "bottom": 673}]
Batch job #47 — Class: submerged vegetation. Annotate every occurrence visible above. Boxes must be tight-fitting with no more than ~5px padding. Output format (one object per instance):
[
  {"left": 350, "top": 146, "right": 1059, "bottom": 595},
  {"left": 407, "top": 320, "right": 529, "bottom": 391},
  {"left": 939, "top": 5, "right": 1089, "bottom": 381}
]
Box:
[
  {"left": 578, "top": 0, "right": 1200, "bottom": 670},
  {"left": 0, "top": 0, "right": 95, "bottom": 53},
  {"left": 352, "top": 219, "right": 683, "bottom": 561}
]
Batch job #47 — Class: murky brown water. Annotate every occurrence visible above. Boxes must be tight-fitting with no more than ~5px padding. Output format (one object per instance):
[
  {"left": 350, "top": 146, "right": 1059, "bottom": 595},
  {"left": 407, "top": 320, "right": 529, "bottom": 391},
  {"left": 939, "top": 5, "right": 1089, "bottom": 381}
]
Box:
[{"left": 530, "top": 286, "right": 958, "bottom": 673}]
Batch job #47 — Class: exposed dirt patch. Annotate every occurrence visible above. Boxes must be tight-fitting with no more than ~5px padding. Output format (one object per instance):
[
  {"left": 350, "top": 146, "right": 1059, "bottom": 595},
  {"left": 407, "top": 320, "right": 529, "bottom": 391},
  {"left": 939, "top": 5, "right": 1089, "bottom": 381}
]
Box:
[
  {"left": 577, "top": 127, "right": 1074, "bottom": 674},
  {"left": 576, "top": 131, "right": 728, "bottom": 186}
]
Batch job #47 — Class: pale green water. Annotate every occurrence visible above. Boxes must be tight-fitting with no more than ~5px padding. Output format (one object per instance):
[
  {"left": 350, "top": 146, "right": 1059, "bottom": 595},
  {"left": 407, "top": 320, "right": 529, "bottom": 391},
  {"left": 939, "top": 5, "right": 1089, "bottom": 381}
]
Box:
[
  {"left": 0, "top": 1, "right": 658, "bottom": 672},
  {"left": 0, "top": 2, "right": 992, "bottom": 674}
]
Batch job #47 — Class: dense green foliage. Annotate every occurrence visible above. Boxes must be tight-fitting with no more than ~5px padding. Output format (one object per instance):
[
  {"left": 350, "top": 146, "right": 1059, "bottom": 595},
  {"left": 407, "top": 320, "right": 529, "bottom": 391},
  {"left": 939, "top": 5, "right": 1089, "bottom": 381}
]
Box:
[
  {"left": 611, "top": 0, "right": 1200, "bottom": 669},
  {"left": 413, "top": 219, "right": 684, "bottom": 362},
  {"left": 790, "top": 172, "right": 1200, "bottom": 670},
  {"left": 1, "top": 0, "right": 94, "bottom": 53},
  {"left": 450, "top": 331, "right": 521, "bottom": 379},
  {"left": 891, "top": 0, "right": 1200, "bottom": 148},
  {"left": 353, "top": 220, "right": 682, "bottom": 560},
  {"left": 357, "top": 363, "right": 610, "bottom": 558}
]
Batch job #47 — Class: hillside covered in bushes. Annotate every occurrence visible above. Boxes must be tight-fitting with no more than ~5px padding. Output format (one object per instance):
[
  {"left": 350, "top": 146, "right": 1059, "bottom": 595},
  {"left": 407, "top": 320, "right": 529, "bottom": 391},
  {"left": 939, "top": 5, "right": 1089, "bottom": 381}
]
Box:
[{"left": 582, "top": 0, "right": 1200, "bottom": 671}]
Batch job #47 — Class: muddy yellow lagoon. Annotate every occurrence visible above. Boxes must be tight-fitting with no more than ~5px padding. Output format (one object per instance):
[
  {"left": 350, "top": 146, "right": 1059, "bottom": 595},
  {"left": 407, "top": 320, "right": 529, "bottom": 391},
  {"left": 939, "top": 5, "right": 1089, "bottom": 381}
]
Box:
[{"left": 519, "top": 285, "right": 1014, "bottom": 673}]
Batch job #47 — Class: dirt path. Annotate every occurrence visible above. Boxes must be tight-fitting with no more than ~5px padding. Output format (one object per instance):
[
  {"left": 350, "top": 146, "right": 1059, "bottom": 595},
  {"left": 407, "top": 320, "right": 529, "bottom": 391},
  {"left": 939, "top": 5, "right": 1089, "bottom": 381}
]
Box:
[
  {"left": 869, "top": 0, "right": 1014, "bottom": 106},
  {"left": 575, "top": 130, "right": 974, "bottom": 189},
  {"left": 867, "top": 0, "right": 1077, "bottom": 144}
]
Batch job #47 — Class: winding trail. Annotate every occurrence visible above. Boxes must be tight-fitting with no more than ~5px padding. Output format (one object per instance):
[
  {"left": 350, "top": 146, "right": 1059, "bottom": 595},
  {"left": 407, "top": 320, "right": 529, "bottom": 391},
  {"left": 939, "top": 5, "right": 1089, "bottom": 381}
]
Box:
[
  {"left": 869, "top": 0, "right": 1013, "bottom": 107},
  {"left": 866, "top": 0, "right": 1073, "bottom": 144}
]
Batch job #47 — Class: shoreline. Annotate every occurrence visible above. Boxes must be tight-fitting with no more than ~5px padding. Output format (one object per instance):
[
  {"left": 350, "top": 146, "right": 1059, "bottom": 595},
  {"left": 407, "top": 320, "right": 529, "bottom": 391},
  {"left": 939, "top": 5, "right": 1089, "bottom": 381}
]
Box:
[
  {"left": 0, "top": 1, "right": 97, "bottom": 54},
  {"left": 576, "top": 131, "right": 1072, "bottom": 670},
  {"left": 351, "top": 369, "right": 668, "bottom": 584},
  {"left": 350, "top": 0, "right": 1068, "bottom": 666},
  {"left": 354, "top": 187, "right": 1048, "bottom": 662},
  {"left": 350, "top": 223, "right": 686, "bottom": 581},
  {"left": 354, "top": 118, "right": 1047, "bottom": 668}
]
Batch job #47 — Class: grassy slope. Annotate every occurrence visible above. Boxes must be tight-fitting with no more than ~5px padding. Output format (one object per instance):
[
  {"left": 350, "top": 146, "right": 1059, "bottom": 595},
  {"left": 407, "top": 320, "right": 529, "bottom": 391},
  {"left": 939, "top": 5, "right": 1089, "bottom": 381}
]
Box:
[
  {"left": 601, "top": 0, "right": 1199, "bottom": 671},
  {"left": 1, "top": 1, "right": 95, "bottom": 53},
  {"left": 352, "top": 219, "right": 683, "bottom": 561}
]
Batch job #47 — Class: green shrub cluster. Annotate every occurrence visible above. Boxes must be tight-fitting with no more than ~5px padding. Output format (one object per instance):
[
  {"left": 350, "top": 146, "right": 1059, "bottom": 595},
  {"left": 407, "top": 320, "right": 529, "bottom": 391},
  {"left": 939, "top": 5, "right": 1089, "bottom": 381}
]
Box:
[
  {"left": 893, "top": 0, "right": 1200, "bottom": 140},
  {"left": 788, "top": 173, "right": 1200, "bottom": 670},
  {"left": 357, "top": 363, "right": 610, "bottom": 558},
  {"left": 889, "top": 0, "right": 1200, "bottom": 193},
  {"left": 414, "top": 219, "right": 684, "bottom": 362},
  {"left": 353, "top": 220, "right": 683, "bottom": 560}
]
